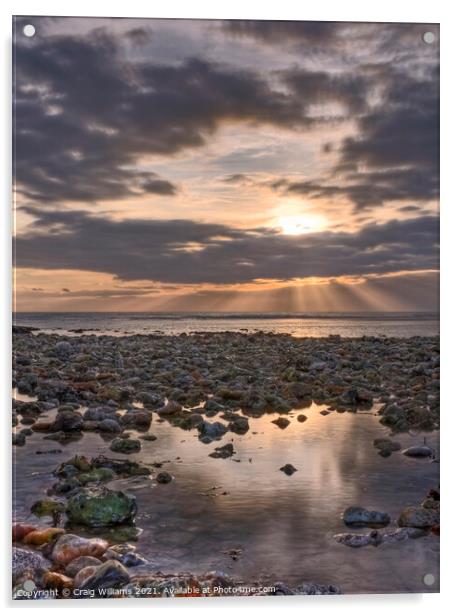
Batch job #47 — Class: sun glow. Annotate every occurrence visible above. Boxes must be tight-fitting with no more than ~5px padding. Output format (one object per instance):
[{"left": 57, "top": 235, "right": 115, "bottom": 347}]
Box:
[{"left": 277, "top": 214, "right": 324, "bottom": 235}]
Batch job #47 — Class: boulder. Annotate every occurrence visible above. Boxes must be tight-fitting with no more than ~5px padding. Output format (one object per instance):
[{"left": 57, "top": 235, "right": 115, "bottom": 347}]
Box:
[
  {"left": 120, "top": 411, "right": 152, "bottom": 428},
  {"left": 12, "top": 547, "right": 51, "bottom": 585},
  {"left": 110, "top": 438, "right": 141, "bottom": 454},
  {"left": 49, "top": 411, "right": 83, "bottom": 433},
  {"left": 342, "top": 506, "right": 390, "bottom": 528},
  {"left": 23, "top": 527, "right": 65, "bottom": 546},
  {"left": 30, "top": 498, "right": 66, "bottom": 519},
  {"left": 74, "top": 565, "right": 99, "bottom": 588},
  {"left": 397, "top": 506, "right": 439, "bottom": 528},
  {"left": 66, "top": 487, "right": 137, "bottom": 527},
  {"left": 199, "top": 421, "right": 228, "bottom": 440},
  {"left": 43, "top": 571, "right": 74, "bottom": 591},
  {"left": 98, "top": 418, "right": 122, "bottom": 433},
  {"left": 51, "top": 534, "right": 109, "bottom": 565},
  {"left": 65, "top": 555, "right": 103, "bottom": 577},
  {"left": 80, "top": 560, "right": 131, "bottom": 591},
  {"left": 12, "top": 523, "right": 37, "bottom": 542},
  {"left": 228, "top": 416, "right": 250, "bottom": 434},
  {"left": 334, "top": 530, "right": 382, "bottom": 548},
  {"left": 157, "top": 401, "right": 182, "bottom": 416}
]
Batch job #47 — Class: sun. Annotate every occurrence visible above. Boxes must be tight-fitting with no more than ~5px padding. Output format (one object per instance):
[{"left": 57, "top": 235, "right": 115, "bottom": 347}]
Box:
[{"left": 277, "top": 214, "right": 324, "bottom": 235}]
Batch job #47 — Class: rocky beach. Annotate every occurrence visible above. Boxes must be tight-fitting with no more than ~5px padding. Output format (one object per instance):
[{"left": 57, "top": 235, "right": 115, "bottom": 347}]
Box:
[{"left": 12, "top": 327, "right": 440, "bottom": 598}]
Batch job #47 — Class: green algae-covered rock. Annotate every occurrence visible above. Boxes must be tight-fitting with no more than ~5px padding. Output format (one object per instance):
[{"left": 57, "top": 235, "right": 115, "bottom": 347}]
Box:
[
  {"left": 66, "top": 487, "right": 137, "bottom": 527},
  {"left": 110, "top": 437, "right": 141, "bottom": 454},
  {"left": 31, "top": 498, "right": 66, "bottom": 518},
  {"left": 78, "top": 467, "right": 116, "bottom": 485}
]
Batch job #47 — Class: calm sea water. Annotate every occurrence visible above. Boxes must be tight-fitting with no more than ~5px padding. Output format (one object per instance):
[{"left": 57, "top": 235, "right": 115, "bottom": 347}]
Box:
[
  {"left": 13, "top": 397, "right": 439, "bottom": 594},
  {"left": 14, "top": 312, "right": 439, "bottom": 338}
]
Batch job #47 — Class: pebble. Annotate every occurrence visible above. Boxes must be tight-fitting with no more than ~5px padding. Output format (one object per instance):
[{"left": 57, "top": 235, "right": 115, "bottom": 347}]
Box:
[
  {"left": 156, "top": 471, "right": 173, "bottom": 484},
  {"left": 280, "top": 464, "right": 297, "bottom": 476},
  {"left": 272, "top": 417, "right": 291, "bottom": 429},
  {"left": 209, "top": 443, "right": 235, "bottom": 459}
]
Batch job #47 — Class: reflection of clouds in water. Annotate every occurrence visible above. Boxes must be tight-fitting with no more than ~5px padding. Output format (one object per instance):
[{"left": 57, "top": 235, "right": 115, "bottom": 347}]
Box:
[{"left": 13, "top": 403, "right": 438, "bottom": 592}]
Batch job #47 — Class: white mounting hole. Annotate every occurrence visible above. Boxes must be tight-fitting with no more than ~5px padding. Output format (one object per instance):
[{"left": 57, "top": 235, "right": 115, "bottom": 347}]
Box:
[
  {"left": 423, "top": 573, "right": 435, "bottom": 586},
  {"left": 423, "top": 31, "right": 435, "bottom": 44},
  {"left": 23, "top": 24, "right": 35, "bottom": 38}
]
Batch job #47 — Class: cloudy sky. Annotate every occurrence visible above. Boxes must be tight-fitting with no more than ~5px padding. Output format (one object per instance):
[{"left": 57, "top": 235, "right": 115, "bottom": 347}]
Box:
[{"left": 13, "top": 17, "right": 439, "bottom": 312}]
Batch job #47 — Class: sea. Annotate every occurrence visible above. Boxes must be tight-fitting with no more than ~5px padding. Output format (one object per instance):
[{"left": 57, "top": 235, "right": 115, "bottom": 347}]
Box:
[{"left": 13, "top": 312, "right": 440, "bottom": 338}]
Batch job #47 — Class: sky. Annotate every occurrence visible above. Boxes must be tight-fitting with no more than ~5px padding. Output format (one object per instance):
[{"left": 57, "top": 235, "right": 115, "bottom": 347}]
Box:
[{"left": 13, "top": 17, "right": 439, "bottom": 312}]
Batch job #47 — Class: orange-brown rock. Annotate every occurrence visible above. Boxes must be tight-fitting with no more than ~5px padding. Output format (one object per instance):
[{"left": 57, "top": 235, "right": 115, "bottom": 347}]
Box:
[
  {"left": 43, "top": 571, "right": 74, "bottom": 591},
  {"left": 24, "top": 527, "right": 65, "bottom": 546},
  {"left": 12, "top": 523, "right": 37, "bottom": 542},
  {"left": 31, "top": 422, "right": 53, "bottom": 432},
  {"left": 51, "top": 534, "right": 109, "bottom": 565}
]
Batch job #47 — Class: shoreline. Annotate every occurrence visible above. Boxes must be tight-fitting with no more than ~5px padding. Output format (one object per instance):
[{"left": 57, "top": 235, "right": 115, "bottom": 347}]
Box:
[{"left": 12, "top": 329, "right": 440, "bottom": 597}]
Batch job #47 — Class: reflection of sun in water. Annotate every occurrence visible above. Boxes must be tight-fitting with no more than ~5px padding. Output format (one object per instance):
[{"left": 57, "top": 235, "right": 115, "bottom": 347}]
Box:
[{"left": 277, "top": 214, "right": 324, "bottom": 235}]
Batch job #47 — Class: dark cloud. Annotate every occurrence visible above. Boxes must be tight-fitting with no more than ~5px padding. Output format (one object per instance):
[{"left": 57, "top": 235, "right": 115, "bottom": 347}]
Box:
[
  {"left": 124, "top": 27, "right": 151, "bottom": 46},
  {"left": 398, "top": 205, "right": 423, "bottom": 213},
  {"left": 282, "top": 167, "right": 438, "bottom": 209},
  {"left": 222, "top": 20, "right": 346, "bottom": 46},
  {"left": 337, "top": 68, "right": 439, "bottom": 172},
  {"left": 15, "top": 208, "right": 439, "bottom": 285},
  {"left": 280, "top": 68, "right": 370, "bottom": 114},
  {"left": 220, "top": 173, "right": 254, "bottom": 185},
  {"left": 14, "top": 25, "right": 328, "bottom": 205},
  {"left": 138, "top": 175, "right": 177, "bottom": 196},
  {"left": 14, "top": 20, "right": 438, "bottom": 207},
  {"left": 271, "top": 64, "right": 439, "bottom": 210},
  {"left": 222, "top": 20, "right": 439, "bottom": 60}
]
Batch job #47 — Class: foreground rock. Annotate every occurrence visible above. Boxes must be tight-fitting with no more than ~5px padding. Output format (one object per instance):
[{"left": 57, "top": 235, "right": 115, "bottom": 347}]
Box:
[
  {"left": 13, "top": 330, "right": 439, "bottom": 435},
  {"left": 342, "top": 506, "right": 390, "bottom": 528},
  {"left": 397, "top": 506, "right": 439, "bottom": 528},
  {"left": 334, "top": 527, "right": 426, "bottom": 548},
  {"left": 13, "top": 532, "right": 341, "bottom": 598},
  {"left": 80, "top": 560, "right": 131, "bottom": 591},
  {"left": 66, "top": 487, "right": 137, "bottom": 527},
  {"left": 51, "top": 534, "right": 109, "bottom": 565},
  {"left": 12, "top": 547, "right": 51, "bottom": 585}
]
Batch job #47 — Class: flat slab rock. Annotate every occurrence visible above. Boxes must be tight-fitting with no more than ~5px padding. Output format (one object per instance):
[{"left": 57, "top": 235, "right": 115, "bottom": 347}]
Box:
[
  {"left": 334, "top": 527, "right": 427, "bottom": 548},
  {"left": 402, "top": 446, "right": 434, "bottom": 458},
  {"left": 342, "top": 506, "right": 390, "bottom": 528}
]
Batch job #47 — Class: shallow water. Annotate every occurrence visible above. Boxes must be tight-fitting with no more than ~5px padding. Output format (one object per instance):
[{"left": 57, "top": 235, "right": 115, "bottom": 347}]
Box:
[
  {"left": 13, "top": 398, "right": 439, "bottom": 595},
  {"left": 14, "top": 311, "right": 440, "bottom": 338}
]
